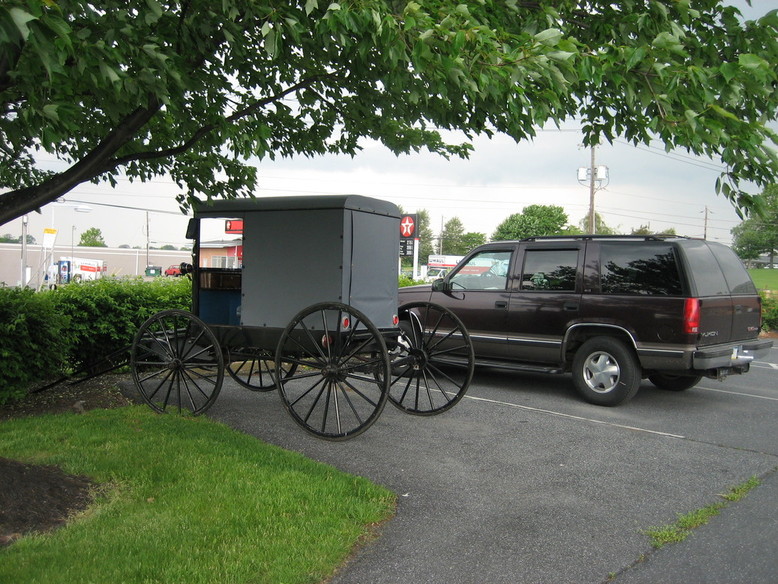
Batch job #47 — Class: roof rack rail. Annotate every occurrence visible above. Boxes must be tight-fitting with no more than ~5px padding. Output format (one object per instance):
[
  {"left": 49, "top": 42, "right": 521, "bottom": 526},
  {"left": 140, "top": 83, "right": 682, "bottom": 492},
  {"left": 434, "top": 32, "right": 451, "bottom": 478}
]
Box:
[{"left": 521, "top": 234, "right": 691, "bottom": 242}]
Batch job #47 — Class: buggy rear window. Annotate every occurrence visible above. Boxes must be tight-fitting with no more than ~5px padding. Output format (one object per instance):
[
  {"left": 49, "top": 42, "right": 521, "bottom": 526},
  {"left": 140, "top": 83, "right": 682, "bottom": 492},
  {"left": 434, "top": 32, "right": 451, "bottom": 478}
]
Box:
[{"left": 599, "top": 243, "right": 683, "bottom": 295}]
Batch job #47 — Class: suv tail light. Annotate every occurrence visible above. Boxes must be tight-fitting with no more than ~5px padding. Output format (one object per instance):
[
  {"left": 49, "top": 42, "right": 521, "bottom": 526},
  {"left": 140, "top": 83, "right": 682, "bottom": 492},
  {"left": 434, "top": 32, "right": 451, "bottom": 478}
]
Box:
[{"left": 684, "top": 298, "right": 700, "bottom": 334}]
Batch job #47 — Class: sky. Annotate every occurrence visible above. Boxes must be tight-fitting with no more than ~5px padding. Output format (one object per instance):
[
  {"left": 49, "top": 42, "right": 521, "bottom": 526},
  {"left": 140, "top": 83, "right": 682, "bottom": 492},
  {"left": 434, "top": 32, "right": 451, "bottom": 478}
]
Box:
[{"left": 1, "top": 0, "right": 774, "bottom": 252}]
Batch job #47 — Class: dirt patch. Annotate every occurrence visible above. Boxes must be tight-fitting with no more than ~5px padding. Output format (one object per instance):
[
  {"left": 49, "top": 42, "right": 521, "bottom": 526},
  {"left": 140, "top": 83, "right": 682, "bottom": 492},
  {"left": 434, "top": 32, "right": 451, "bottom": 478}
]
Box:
[
  {"left": 0, "top": 458, "right": 96, "bottom": 546},
  {"left": 0, "top": 374, "right": 136, "bottom": 547}
]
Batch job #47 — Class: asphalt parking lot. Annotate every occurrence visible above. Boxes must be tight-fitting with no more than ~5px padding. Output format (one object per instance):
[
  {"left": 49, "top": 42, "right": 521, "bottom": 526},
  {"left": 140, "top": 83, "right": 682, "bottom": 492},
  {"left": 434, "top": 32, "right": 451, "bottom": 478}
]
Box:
[{"left": 207, "top": 345, "right": 778, "bottom": 584}]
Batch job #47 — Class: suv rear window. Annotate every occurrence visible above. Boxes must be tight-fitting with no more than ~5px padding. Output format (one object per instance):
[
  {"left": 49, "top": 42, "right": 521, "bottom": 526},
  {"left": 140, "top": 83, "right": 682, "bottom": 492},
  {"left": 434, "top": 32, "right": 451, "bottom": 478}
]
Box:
[
  {"left": 599, "top": 242, "right": 683, "bottom": 295},
  {"left": 708, "top": 242, "right": 757, "bottom": 295}
]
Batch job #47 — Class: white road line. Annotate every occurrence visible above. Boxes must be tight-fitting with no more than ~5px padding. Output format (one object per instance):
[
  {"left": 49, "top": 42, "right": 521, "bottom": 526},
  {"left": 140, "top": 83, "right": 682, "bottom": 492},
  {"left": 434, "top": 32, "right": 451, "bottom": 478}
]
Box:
[
  {"left": 697, "top": 386, "right": 778, "bottom": 401},
  {"left": 464, "top": 395, "right": 686, "bottom": 439},
  {"left": 752, "top": 362, "right": 778, "bottom": 370}
]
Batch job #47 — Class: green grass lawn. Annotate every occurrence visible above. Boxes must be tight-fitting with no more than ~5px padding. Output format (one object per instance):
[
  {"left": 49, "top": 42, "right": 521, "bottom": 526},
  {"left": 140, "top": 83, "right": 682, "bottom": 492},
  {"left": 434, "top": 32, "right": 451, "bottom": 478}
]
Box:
[
  {"left": 0, "top": 407, "right": 395, "bottom": 584},
  {"left": 749, "top": 268, "right": 778, "bottom": 291}
]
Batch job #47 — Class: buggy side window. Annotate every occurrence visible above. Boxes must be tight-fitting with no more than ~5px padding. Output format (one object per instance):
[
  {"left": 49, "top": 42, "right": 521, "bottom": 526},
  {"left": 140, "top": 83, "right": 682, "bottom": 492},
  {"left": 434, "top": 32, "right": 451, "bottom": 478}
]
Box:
[
  {"left": 520, "top": 249, "right": 578, "bottom": 291},
  {"left": 450, "top": 250, "right": 512, "bottom": 291}
]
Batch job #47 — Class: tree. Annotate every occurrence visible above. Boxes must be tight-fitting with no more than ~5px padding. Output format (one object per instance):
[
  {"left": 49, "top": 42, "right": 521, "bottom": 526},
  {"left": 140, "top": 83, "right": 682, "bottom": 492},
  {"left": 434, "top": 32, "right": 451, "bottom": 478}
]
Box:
[
  {"left": 1, "top": 1, "right": 777, "bottom": 226},
  {"left": 577, "top": 212, "right": 618, "bottom": 235},
  {"left": 492, "top": 205, "right": 569, "bottom": 240},
  {"left": 731, "top": 184, "right": 778, "bottom": 266},
  {"left": 416, "top": 209, "right": 436, "bottom": 266},
  {"left": 631, "top": 224, "right": 677, "bottom": 236},
  {"left": 440, "top": 217, "right": 465, "bottom": 255},
  {"left": 461, "top": 232, "right": 487, "bottom": 253},
  {"left": 0, "top": 232, "right": 35, "bottom": 243},
  {"left": 79, "top": 227, "right": 107, "bottom": 247}
]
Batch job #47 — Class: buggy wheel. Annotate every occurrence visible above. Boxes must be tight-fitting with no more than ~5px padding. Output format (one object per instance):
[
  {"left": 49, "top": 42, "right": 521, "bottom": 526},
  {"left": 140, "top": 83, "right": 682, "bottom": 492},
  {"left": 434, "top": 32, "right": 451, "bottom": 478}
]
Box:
[
  {"left": 130, "top": 310, "right": 223, "bottom": 415},
  {"left": 226, "top": 347, "right": 297, "bottom": 392},
  {"left": 388, "top": 302, "right": 475, "bottom": 415},
  {"left": 275, "top": 302, "right": 390, "bottom": 440}
]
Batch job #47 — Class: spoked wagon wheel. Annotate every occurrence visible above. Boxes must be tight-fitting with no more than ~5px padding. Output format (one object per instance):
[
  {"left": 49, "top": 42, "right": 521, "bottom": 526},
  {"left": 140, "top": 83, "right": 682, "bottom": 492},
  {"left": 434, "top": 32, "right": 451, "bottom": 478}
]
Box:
[
  {"left": 130, "top": 310, "right": 224, "bottom": 415},
  {"left": 226, "top": 347, "right": 297, "bottom": 392},
  {"left": 388, "top": 302, "right": 475, "bottom": 415},
  {"left": 275, "top": 302, "right": 390, "bottom": 440}
]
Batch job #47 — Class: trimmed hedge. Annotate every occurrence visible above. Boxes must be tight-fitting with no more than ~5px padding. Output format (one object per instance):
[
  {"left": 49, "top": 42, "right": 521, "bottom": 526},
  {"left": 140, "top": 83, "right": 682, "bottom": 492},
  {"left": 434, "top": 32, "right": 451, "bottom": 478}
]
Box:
[
  {"left": 51, "top": 277, "right": 191, "bottom": 372},
  {"left": 0, "top": 288, "right": 70, "bottom": 404},
  {"left": 0, "top": 277, "right": 191, "bottom": 404}
]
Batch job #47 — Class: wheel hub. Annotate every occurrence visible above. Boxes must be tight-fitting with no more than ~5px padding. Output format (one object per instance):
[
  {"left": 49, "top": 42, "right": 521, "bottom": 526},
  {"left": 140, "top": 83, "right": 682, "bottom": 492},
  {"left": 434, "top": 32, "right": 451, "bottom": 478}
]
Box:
[
  {"left": 168, "top": 357, "right": 184, "bottom": 371},
  {"left": 321, "top": 363, "right": 346, "bottom": 382},
  {"left": 409, "top": 347, "right": 428, "bottom": 370}
]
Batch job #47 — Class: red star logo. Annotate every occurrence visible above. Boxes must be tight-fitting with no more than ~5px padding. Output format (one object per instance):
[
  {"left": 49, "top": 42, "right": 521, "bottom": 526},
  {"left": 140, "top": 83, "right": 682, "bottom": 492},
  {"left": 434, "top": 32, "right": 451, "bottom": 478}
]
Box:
[{"left": 400, "top": 216, "right": 415, "bottom": 237}]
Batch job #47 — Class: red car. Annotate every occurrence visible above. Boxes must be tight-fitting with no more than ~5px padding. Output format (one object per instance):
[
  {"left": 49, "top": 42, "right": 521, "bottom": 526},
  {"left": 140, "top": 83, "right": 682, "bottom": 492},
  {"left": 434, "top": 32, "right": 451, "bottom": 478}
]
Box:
[{"left": 164, "top": 264, "right": 182, "bottom": 277}]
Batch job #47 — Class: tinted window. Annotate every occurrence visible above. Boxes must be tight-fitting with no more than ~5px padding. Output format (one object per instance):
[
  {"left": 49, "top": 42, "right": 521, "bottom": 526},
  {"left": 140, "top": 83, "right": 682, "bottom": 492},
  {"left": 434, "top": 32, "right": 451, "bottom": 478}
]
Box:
[
  {"left": 708, "top": 242, "right": 757, "bottom": 295},
  {"left": 600, "top": 243, "right": 682, "bottom": 295},
  {"left": 520, "top": 249, "right": 578, "bottom": 291},
  {"left": 679, "top": 240, "right": 730, "bottom": 296},
  {"left": 450, "top": 250, "right": 512, "bottom": 290}
]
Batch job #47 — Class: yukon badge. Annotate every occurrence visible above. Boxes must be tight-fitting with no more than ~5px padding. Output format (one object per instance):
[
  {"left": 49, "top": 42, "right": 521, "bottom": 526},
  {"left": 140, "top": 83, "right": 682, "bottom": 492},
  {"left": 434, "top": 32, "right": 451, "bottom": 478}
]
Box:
[{"left": 700, "top": 330, "right": 719, "bottom": 338}]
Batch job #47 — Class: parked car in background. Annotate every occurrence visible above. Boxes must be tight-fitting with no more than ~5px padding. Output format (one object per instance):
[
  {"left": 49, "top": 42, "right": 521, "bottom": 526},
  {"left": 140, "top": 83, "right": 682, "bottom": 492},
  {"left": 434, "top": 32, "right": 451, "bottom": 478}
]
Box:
[
  {"left": 165, "top": 264, "right": 182, "bottom": 277},
  {"left": 424, "top": 267, "right": 449, "bottom": 282},
  {"left": 399, "top": 235, "right": 772, "bottom": 406}
]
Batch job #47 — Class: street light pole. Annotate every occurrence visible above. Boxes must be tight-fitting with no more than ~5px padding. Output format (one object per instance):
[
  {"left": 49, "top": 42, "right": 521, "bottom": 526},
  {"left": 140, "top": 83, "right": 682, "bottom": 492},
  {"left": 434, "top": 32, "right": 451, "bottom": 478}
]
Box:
[{"left": 20, "top": 215, "right": 28, "bottom": 287}]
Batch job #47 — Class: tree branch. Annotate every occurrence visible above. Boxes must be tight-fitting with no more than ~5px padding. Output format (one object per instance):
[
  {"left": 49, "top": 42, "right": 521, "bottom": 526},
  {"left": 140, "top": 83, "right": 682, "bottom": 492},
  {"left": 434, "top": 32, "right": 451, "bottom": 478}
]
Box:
[
  {"left": 0, "top": 97, "right": 162, "bottom": 224},
  {"left": 106, "top": 73, "right": 332, "bottom": 170}
]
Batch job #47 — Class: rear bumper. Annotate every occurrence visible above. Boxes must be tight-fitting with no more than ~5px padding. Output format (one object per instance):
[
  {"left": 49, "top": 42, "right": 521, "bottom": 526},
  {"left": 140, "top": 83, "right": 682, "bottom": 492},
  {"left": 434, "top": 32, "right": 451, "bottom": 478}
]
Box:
[{"left": 693, "top": 338, "right": 773, "bottom": 371}]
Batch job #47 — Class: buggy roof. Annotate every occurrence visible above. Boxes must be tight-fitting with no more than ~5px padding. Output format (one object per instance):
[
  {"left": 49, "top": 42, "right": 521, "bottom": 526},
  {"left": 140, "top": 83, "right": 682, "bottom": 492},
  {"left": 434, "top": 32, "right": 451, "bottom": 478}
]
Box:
[{"left": 193, "top": 195, "right": 400, "bottom": 218}]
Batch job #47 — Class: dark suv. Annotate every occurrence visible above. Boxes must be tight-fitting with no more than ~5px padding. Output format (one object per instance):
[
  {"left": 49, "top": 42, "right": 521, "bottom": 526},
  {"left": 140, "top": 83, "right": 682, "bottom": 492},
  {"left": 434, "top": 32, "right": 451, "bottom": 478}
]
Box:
[{"left": 398, "top": 236, "right": 772, "bottom": 406}]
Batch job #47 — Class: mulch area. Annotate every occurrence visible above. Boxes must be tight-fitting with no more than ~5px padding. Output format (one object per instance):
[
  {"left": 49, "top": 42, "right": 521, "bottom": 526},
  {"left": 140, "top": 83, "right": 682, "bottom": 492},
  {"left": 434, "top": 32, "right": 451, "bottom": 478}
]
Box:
[{"left": 0, "top": 374, "right": 135, "bottom": 547}]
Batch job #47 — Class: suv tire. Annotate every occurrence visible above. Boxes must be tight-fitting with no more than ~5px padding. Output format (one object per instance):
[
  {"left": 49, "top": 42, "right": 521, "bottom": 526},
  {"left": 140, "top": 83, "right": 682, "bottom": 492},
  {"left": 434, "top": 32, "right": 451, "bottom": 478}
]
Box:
[
  {"left": 572, "top": 337, "right": 641, "bottom": 406},
  {"left": 648, "top": 373, "right": 702, "bottom": 392}
]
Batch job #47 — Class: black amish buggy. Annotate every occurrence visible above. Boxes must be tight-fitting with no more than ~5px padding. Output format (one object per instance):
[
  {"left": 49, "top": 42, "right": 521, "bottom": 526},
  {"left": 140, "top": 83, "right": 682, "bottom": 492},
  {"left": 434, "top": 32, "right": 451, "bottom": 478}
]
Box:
[{"left": 129, "top": 195, "right": 474, "bottom": 440}]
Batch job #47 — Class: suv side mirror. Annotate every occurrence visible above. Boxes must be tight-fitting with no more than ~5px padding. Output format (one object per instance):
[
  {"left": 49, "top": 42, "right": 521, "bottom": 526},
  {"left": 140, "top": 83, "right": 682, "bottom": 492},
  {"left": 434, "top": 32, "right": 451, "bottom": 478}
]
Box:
[{"left": 431, "top": 278, "right": 448, "bottom": 292}]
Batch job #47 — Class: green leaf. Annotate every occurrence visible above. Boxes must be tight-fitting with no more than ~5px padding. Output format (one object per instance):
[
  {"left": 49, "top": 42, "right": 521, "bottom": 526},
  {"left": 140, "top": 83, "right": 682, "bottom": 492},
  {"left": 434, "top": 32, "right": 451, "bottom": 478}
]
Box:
[
  {"left": 534, "top": 28, "right": 562, "bottom": 46},
  {"left": 42, "top": 104, "right": 59, "bottom": 120},
  {"left": 8, "top": 7, "right": 37, "bottom": 40},
  {"left": 720, "top": 62, "right": 738, "bottom": 83},
  {"left": 738, "top": 53, "right": 768, "bottom": 70},
  {"left": 709, "top": 104, "right": 739, "bottom": 121}
]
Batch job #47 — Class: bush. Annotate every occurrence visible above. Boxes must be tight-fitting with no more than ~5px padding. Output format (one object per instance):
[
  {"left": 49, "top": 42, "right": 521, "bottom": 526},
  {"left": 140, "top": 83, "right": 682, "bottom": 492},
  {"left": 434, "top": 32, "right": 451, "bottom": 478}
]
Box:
[
  {"left": 399, "top": 275, "right": 423, "bottom": 288},
  {"left": 0, "top": 288, "right": 70, "bottom": 404},
  {"left": 761, "top": 291, "right": 778, "bottom": 332},
  {"left": 51, "top": 277, "right": 191, "bottom": 372}
]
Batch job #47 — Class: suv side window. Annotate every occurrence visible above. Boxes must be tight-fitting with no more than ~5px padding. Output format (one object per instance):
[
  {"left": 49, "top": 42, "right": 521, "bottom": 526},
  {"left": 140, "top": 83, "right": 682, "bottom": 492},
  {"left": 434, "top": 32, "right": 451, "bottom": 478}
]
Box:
[
  {"left": 600, "top": 242, "right": 682, "bottom": 295},
  {"left": 450, "top": 250, "right": 512, "bottom": 290},
  {"left": 520, "top": 249, "right": 578, "bottom": 291}
]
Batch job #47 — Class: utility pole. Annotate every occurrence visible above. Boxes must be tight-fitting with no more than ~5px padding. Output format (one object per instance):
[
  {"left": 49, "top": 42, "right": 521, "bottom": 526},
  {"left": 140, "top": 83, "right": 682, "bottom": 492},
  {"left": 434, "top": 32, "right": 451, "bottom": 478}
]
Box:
[
  {"left": 577, "top": 145, "right": 609, "bottom": 234},
  {"left": 439, "top": 215, "right": 444, "bottom": 254},
  {"left": 588, "top": 146, "right": 596, "bottom": 234},
  {"left": 702, "top": 206, "right": 710, "bottom": 240}
]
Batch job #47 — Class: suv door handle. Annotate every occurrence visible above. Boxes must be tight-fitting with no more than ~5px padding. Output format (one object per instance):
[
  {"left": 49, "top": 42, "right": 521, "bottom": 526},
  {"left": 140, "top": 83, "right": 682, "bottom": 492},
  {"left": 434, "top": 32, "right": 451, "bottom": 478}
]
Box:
[
  {"left": 495, "top": 300, "right": 508, "bottom": 309},
  {"left": 563, "top": 302, "right": 579, "bottom": 311}
]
